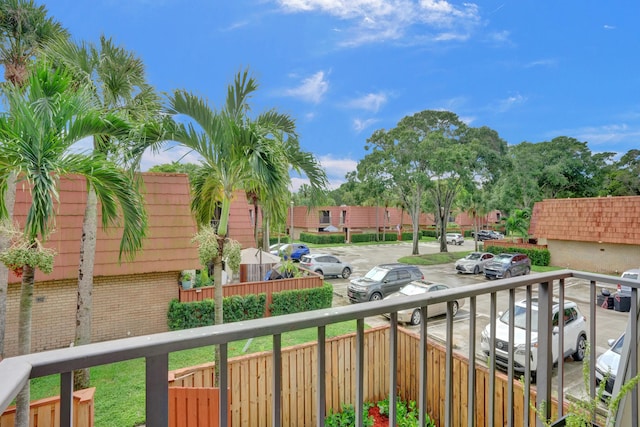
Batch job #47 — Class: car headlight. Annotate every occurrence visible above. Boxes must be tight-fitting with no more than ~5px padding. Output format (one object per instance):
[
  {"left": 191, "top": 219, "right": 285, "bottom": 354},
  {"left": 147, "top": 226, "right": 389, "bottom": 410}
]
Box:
[{"left": 350, "top": 284, "right": 366, "bottom": 291}]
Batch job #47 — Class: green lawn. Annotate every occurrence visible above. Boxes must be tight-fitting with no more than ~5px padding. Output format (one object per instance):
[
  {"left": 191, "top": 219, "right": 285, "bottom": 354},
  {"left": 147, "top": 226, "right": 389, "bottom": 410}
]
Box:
[{"left": 29, "top": 320, "right": 363, "bottom": 427}]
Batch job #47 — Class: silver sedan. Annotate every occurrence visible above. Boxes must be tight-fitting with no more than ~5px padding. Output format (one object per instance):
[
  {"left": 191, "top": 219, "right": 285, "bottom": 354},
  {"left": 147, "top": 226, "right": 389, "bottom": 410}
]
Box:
[
  {"left": 455, "top": 252, "right": 495, "bottom": 274},
  {"left": 382, "top": 280, "right": 464, "bottom": 325}
]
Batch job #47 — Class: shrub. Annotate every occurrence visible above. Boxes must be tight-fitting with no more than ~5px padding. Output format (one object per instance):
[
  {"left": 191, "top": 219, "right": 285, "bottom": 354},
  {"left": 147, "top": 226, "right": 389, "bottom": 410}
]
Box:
[
  {"left": 377, "top": 396, "right": 436, "bottom": 427},
  {"left": 300, "top": 232, "right": 345, "bottom": 244},
  {"left": 167, "top": 294, "right": 266, "bottom": 330},
  {"left": 484, "top": 245, "right": 551, "bottom": 266},
  {"left": 351, "top": 233, "right": 379, "bottom": 243},
  {"left": 400, "top": 231, "right": 413, "bottom": 241},
  {"left": 269, "top": 236, "right": 290, "bottom": 245},
  {"left": 325, "top": 403, "right": 373, "bottom": 427},
  {"left": 270, "top": 283, "right": 333, "bottom": 316}
]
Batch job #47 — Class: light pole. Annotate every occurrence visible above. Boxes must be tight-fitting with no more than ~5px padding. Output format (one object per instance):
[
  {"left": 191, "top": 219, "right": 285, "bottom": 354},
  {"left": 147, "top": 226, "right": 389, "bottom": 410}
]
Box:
[{"left": 290, "top": 200, "right": 294, "bottom": 243}]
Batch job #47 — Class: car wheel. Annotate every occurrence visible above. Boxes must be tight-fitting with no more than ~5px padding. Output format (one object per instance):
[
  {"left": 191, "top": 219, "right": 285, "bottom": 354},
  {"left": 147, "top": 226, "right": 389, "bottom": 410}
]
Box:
[
  {"left": 341, "top": 267, "right": 351, "bottom": 279},
  {"left": 315, "top": 269, "right": 323, "bottom": 277},
  {"left": 473, "top": 266, "right": 480, "bottom": 275},
  {"left": 573, "top": 335, "right": 587, "bottom": 361},
  {"left": 503, "top": 270, "right": 511, "bottom": 279},
  {"left": 451, "top": 301, "right": 459, "bottom": 317},
  {"left": 524, "top": 267, "right": 531, "bottom": 275},
  {"left": 370, "top": 292, "right": 383, "bottom": 301},
  {"left": 410, "top": 309, "right": 422, "bottom": 325}
]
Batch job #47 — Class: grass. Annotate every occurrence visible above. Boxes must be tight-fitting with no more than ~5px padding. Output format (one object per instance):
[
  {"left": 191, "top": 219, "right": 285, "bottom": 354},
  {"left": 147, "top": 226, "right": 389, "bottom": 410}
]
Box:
[
  {"left": 398, "top": 250, "right": 470, "bottom": 265},
  {"left": 28, "top": 320, "right": 363, "bottom": 427}
]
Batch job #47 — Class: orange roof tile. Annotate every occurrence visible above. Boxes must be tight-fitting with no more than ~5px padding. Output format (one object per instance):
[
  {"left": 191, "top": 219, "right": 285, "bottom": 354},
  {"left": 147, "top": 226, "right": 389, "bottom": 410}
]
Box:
[
  {"left": 530, "top": 196, "right": 640, "bottom": 245},
  {"left": 10, "top": 173, "right": 199, "bottom": 283}
]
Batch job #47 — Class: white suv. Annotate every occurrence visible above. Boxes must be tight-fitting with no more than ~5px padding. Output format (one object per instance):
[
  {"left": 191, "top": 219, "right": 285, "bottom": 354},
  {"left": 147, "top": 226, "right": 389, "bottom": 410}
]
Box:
[
  {"left": 480, "top": 298, "right": 587, "bottom": 381},
  {"left": 445, "top": 233, "right": 464, "bottom": 245}
]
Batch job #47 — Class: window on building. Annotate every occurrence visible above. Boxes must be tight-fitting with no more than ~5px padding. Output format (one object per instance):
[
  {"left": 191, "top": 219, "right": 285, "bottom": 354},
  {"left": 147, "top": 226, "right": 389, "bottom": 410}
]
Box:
[{"left": 319, "top": 210, "right": 330, "bottom": 224}]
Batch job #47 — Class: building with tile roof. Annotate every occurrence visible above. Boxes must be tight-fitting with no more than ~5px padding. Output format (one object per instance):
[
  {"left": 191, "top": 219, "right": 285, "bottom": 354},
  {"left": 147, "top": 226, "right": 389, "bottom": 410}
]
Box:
[{"left": 530, "top": 196, "right": 640, "bottom": 274}]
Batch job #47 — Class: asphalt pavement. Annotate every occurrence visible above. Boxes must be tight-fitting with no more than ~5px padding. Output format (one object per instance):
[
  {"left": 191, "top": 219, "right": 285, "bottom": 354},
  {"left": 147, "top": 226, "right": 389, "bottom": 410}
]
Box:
[{"left": 318, "top": 239, "right": 630, "bottom": 399}]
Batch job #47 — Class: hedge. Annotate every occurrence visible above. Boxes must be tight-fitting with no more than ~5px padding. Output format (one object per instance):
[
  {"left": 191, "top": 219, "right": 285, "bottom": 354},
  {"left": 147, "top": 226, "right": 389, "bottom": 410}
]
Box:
[
  {"left": 351, "top": 232, "right": 398, "bottom": 243},
  {"left": 269, "top": 236, "right": 290, "bottom": 245},
  {"left": 484, "top": 245, "right": 551, "bottom": 267},
  {"left": 300, "top": 232, "right": 345, "bottom": 244},
  {"left": 167, "top": 293, "right": 267, "bottom": 330},
  {"left": 270, "top": 283, "right": 334, "bottom": 316}
]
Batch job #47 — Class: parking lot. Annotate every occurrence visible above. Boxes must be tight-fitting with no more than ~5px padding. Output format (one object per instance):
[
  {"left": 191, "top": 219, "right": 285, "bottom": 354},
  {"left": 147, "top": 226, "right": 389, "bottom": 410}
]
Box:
[{"left": 318, "top": 240, "right": 630, "bottom": 397}]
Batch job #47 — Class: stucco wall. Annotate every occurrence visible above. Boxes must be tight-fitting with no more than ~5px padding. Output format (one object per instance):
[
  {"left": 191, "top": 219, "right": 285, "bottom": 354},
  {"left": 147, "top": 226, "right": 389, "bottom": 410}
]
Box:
[
  {"left": 547, "top": 240, "right": 640, "bottom": 275},
  {"left": 3, "top": 272, "right": 178, "bottom": 357}
]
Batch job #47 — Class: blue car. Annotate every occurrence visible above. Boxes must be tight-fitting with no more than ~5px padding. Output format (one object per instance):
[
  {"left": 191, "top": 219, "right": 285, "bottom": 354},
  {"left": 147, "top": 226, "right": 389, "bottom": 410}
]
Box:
[{"left": 269, "top": 243, "right": 310, "bottom": 261}]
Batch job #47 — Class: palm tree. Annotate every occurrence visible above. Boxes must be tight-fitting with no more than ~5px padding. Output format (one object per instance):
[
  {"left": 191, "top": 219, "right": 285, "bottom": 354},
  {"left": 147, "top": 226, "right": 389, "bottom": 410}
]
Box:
[
  {"left": 0, "top": 0, "right": 67, "bottom": 361},
  {"left": 168, "top": 69, "right": 322, "bottom": 385},
  {"left": 44, "top": 35, "right": 162, "bottom": 389},
  {"left": 505, "top": 208, "right": 531, "bottom": 241},
  {"left": 0, "top": 60, "right": 146, "bottom": 427}
]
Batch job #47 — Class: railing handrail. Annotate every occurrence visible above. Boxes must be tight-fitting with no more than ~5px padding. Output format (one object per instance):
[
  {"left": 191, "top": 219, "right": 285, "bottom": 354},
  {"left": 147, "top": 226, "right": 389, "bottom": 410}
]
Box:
[{"left": 0, "top": 269, "right": 635, "bottom": 421}]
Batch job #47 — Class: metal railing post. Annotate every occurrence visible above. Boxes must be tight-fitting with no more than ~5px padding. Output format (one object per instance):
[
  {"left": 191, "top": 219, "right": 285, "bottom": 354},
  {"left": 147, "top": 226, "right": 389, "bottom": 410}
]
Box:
[
  {"left": 536, "top": 281, "right": 553, "bottom": 426},
  {"left": 145, "top": 353, "right": 168, "bottom": 427}
]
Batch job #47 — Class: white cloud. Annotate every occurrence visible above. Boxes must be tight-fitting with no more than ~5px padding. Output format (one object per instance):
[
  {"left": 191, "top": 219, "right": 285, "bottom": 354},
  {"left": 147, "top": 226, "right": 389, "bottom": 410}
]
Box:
[
  {"left": 353, "top": 118, "right": 378, "bottom": 132},
  {"left": 496, "top": 92, "right": 526, "bottom": 112},
  {"left": 283, "top": 71, "right": 330, "bottom": 103},
  {"left": 603, "top": 24, "right": 616, "bottom": 30},
  {"left": 524, "top": 58, "right": 557, "bottom": 68},
  {"left": 347, "top": 92, "right": 388, "bottom": 112},
  {"left": 140, "top": 144, "right": 203, "bottom": 171},
  {"left": 275, "top": 0, "right": 481, "bottom": 47},
  {"left": 289, "top": 154, "right": 358, "bottom": 190}
]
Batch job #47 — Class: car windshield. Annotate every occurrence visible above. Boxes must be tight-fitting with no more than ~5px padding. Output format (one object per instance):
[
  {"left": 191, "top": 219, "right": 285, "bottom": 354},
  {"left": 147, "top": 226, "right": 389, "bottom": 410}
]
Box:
[
  {"left": 364, "top": 267, "right": 388, "bottom": 281},
  {"left": 494, "top": 254, "right": 513, "bottom": 264},
  {"left": 622, "top": 272, "right": 639, "bottom": 280},
  {"left": 466, "top": 253, "right": 481, "bottom": 260},
  {"left": 499, "top": 305, "right": 539, "bottom": 332},
  {"left": 612, "top": 335, "right": 625, "bottom": 354},
  {"left": 399, "top": 284, "right": 427, "bottom": 296},
  {"left": 300, "top": 256, "right": 311, "bottom": 263}
]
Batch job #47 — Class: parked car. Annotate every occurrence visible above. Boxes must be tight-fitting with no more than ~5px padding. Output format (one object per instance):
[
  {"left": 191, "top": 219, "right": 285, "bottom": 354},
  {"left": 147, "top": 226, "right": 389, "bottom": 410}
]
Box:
[
  {"left": 616, "top": 268, "right": 640, "bottom": 297},
  {"left": 596, "top": 333, "right": 624, "bottom": 396},
  {"left": 299, "top": 253, "right": 352, "bottom": 279},
  {"left": 445, "top": 233, "right": 464, "bottom": 245},
  {"left": 484, "top": 253, "right": 531, "bottom": 280},
  {"left": 480, "top": 298, "right": 587, "bottom": 381},
  {"left": 471, "top": 229, "right": 503, "bottom": 241},
  {"left": 455, "top": 252, "right": 495, "bottom": 274},
  {"left": 347, "top": 263, "right": 424, "bottom": 303},
  {"left": 269, "top": 243, "right": 310, "bottom": 261},
  {"left": 382, "top": 280, "right": 464, "bottom": 325}
]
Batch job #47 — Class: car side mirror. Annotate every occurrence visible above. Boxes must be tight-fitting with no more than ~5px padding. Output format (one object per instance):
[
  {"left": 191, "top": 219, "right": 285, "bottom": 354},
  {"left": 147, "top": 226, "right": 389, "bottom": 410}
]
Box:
[
  {"left": 498, "top": 311, "right": 503, "bottom": 317},
  {"left": 552, "top": 326, "right": 559, "bottom": 335},
  {"left": 608, "top": 338, "right": 615, "bottom": 347}
]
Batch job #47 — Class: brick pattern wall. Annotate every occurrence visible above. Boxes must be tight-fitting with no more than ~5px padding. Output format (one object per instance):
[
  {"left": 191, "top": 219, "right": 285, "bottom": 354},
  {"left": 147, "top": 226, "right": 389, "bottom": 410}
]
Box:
[{"left": 3, "top": 272, "right": 178, "bottom": 357}]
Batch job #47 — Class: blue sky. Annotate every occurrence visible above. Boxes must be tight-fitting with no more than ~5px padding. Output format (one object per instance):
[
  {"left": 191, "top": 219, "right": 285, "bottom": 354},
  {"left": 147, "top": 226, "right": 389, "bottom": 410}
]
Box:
[{"left": 43, "top": 0, "right": 640, "bottom": 189}]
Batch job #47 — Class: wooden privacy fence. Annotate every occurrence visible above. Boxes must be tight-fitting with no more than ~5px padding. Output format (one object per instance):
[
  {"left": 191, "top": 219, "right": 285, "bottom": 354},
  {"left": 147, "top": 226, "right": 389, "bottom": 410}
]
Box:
[
  {"left": 0, "top": 388, "right": 95, "bottom": 427},
  {"left": 177, "top": 275, "right": 324, "bottom": 317},
  {"left": 168, "top": 326, "right": 563, "bottom": 427}
]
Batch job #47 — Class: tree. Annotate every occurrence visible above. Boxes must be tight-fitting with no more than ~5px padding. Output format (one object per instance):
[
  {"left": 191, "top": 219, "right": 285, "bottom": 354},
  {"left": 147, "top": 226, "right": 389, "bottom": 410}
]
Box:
[
  {"left": 44, "top": 35, "right": 160, "bottom": 389},
  {"left": 364, "top": 111, "right": 506, "bottom": 255},
  {"left": 455, "top": 186, "right": 491, "bottom": 251},
  {"left": 598, "top": 149, "right": 640, "bottom": 196},
  {"left": 504, "top": 208, "right": 531, "bottom": 240},
  {"left": 0, "top": 0, "right": 67, "bottom": 361},
  {"left": 0, "top": 61, "right": 145, "bottom": 427},
  {"left": 148, "top": 161, "right": 201, "bottom": 181},
  {"left": 167, "top": 69, "right": 310, "bottom": 385}
]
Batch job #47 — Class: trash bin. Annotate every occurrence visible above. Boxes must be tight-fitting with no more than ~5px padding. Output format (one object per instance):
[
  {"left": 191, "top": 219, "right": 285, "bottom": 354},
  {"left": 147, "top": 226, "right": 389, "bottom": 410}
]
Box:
[
  {"left": 597, "top": 289, "right": 614, "bottom": 309},
  {"left": 614, "top": 293, "right": 631, "bottom": 312}
]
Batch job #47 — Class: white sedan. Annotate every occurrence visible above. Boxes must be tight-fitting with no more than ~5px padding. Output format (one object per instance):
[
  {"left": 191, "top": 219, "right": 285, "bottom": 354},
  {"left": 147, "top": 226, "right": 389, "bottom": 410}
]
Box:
[
  {"left": 382, "top": 280, "right": 464, "bottom": 325},
  {"left": 455, "top": 252, "right": 495, "bottom": 274}
]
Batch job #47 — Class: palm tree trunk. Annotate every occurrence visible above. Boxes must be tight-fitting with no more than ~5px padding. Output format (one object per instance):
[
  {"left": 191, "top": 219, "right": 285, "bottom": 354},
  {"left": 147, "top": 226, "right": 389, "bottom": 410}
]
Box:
[
  {"left": 74, "top": 186, "right": 98, "bottom": 389},
  {"left": 213, "top": 246, "right": 224, "bottom": 387},
  {"left": 15, "top": 263, "right": 36, "bottom": 427},
  {"left": 0, "top": 171, "right": 17, "bottom": 359}
]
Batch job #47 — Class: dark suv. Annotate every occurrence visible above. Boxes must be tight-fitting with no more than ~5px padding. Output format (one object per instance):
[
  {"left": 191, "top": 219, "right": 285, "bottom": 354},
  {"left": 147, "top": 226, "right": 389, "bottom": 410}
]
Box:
[
  {"left": 472, "top": 229, "right": 504, "bottom": 241},
  {"left": 347, "top": 264, "right": 424, "bottom": 303},
  {"left": 484, "top": 253, "right": 531, "bottom": 280}
]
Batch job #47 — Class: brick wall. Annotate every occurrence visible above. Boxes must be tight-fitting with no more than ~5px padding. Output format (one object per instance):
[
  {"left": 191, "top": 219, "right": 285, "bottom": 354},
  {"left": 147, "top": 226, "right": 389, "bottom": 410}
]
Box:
[{"left": 3, "top": 272, "right": 179, "bottom": 357}]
